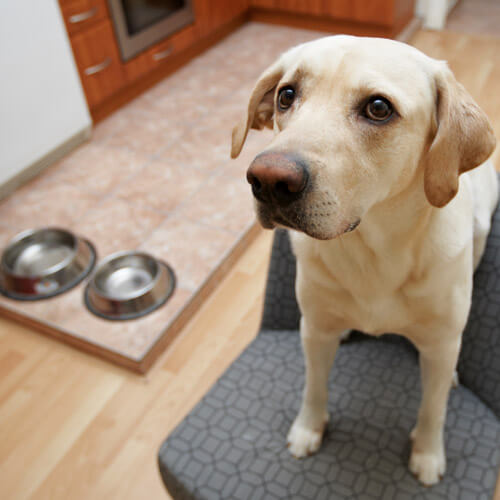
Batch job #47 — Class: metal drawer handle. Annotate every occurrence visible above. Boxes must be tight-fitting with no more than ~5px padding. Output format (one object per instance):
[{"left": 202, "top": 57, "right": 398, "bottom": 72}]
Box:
[
  {"left": 69, "top": 7, "right": 98, "bottom": 24},
  {"left": 152, "top": 47, "right": 173, "bottom": 61},
  {"left": 84, "top": 57, "right": 111, "bottom": 76}
]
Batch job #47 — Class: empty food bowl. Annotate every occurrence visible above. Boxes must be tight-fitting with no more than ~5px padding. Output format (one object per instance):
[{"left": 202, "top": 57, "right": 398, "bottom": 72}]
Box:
[
  {"left": 84, "top": 251, "right": 175, "bottom": 320},
  {"left": 0, "top": 227, "right": 96, "bottom": 300}
]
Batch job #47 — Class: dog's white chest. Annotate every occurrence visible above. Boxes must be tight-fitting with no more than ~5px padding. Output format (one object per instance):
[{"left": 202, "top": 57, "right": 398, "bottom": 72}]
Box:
[
  {"left": 345, "top": 292, "right": 412, "bottom": 336},
  {"left": 293, "top": 231, "right": 422, "bottom": 336}
]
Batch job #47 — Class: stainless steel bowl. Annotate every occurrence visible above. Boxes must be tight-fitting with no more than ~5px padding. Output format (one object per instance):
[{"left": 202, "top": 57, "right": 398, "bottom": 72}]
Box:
[
  {"left": 0, "top": 227, "right": 96, "bottom": 300},
  {"left": 84, "top": 251, "right": 175, "bottom": 320}
]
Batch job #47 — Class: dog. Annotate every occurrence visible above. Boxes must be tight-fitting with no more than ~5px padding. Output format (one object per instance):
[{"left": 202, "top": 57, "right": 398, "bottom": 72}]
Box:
[{"left": 231, "top": 35, "right": 498, "bottom": 485}]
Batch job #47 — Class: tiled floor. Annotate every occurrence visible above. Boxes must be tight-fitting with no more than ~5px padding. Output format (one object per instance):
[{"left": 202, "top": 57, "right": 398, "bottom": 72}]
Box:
[{"left": 0, "top": 22, "right": 322, "bottom": 370}]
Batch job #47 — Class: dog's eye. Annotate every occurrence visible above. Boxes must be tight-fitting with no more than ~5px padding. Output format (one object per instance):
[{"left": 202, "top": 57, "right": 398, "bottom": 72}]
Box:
[
  {"left": 278, "top": 86, "right": 295, "bottom": 111},
  {"left": 364, "top": 97, "right": 393, "bottom": 122}
]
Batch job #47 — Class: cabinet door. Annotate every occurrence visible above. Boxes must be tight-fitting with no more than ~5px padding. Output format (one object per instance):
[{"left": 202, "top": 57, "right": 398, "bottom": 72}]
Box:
[
  {"left": 59, "top": 0, "right": 109, "bottom": 36},
  {"left": 322, "top": 0, "right": 395, "bottom": 26},
  {"left": 70, "top": 20, "right": 126, "bottom": 108},
  {"left": 195, "top": 0, "right": 248, "bottom": 36}
]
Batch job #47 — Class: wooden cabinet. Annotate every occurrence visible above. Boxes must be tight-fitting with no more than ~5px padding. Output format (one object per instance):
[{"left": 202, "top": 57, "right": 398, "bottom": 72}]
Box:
[
  {"left": 250, "top": 0, "right": 414, "bottom": 31},
  {"left": 70, "top": 20, "right": 125, "bottom": 108},
  {"left": 59, "top": 0, "right": 246, "bottom": 117},
  {"left": 60, "top": 0, "right": 127, "bottom": 110},
  {"left": 59, "top": 0, "right": 110, "bottom": 36},
  {"left": 195, "top": 0, "right": 249, "bottom": 36},
  {"left": 124, "top": 23, "right": 199, "bottom": 83},
  {"left": 323, "top": 0, "right": 395, "bottom": 26},
  {"left": 59, "top": 0, "right": 414, "bottom": 120},
  {"left": 252, "top": 0, "right": 322, "bottom": 16}
]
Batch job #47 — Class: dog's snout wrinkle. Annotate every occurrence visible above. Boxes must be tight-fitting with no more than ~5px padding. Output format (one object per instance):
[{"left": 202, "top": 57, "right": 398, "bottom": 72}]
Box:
[{"left": 247, "top": 152, "right": 309, "bottom": 206}]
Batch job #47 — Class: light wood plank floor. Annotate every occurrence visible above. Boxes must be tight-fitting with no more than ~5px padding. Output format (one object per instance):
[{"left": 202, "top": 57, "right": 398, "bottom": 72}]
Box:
[
  {"left": 1, "top": 28, "right": 500, "bottom": 500},
  {"left": 446, "top": 0, "right": 500, "bottom": 38},
  {"left": 0, "top": 227, "right": 274, "bottom": 500}
]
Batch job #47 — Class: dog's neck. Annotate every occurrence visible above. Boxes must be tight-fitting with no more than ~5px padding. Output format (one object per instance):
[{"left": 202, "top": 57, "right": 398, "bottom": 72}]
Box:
[
  {"left": 325, "top": 169, "right": 435, "bottom": 256},
  {"left": 358, "top": 174, "right": 434, "bottom": 252}
]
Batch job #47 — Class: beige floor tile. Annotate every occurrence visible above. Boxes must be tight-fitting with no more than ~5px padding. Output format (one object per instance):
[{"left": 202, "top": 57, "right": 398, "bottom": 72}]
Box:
[
  {"left": 145, "top": 63, "right": 198, "bottom": 97},
  {"left": 0, "top": 288, "right": 76, "bottom": 327},
  {"left": 176, "top": 171, "right": 255, "bottom": 235},
  {"left": 179, "top": 70, "right": 246, "bottom": 102},
  {"left": 0, "top": 224, "right": 29, "bottom": 249},
  {"left": 76, "top": 197, "right": 165, "bottom": 257},
  {"left": 101, "top": 110, "right": 185, "bottom": 157},
  {"left": 43, "top": 143, "right": 151, "bottom": 196},
  {"left": 139, "top": 216, "right": 236, "bottom": 292},
  {"left": 90, "top": 107, "right": 137, "bottom": 143},
  {"left": 114, "top": 160, "right": 211, "bottom": 214},
  {"left": 125, "top": 88, "right": 218, "bottom": 130},
  {"left": 0, "top": 182, "right": 100, "bottom": 230},
  {"left": 157, "top": 114, "right": 235, "bottom": 171}
]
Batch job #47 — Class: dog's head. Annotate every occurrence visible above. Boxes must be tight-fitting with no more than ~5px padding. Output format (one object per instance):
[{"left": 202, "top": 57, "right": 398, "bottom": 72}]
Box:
[{"left": 232, "top": 36, "right": 495, "bottom": 240}]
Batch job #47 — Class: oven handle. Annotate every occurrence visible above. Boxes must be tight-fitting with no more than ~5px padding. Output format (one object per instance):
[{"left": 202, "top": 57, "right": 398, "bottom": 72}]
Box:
[
  {"left": 84, "top": 57, "right": 112, "bottom": 76},
  {"left": 152, "top": 47, "right": 173, "bottom": 61},
  {"left": 69, "top": 7, "right": 98, "bottom": 24}
]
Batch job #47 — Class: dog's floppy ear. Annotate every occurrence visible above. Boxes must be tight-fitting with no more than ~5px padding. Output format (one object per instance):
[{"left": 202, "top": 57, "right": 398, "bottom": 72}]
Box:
[
  {"left": 424, "top": 63, "right": 496, "bottom": 207},
  {"left": 231, "top": 61, "right": 284, "bottom": 159}
]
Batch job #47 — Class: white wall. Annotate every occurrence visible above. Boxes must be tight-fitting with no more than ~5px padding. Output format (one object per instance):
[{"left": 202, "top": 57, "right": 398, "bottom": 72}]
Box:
[{"left": 0, "top": 0, "right": 91, "bottom": 188}]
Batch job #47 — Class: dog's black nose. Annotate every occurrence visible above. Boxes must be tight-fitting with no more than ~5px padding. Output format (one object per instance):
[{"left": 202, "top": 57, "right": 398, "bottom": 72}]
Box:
[{"left": 246, "top": 152, "right": 309, "bottom": 206}]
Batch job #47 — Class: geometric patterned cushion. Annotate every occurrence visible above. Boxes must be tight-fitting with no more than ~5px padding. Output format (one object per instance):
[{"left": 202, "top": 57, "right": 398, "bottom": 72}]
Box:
[
  {"left": 458, "top": 192, "right": 500, "bottom": 417},
  {"left": 260, "top": 229, "right": 300, "bottom": 331},
  {"left": 159, "top": 331, "right": 500, "bottom": 500}
]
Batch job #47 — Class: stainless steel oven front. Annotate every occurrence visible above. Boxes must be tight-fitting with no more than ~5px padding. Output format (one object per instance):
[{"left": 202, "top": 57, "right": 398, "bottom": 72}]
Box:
[{"left": 107, "top": 0, "right": 194, "bottom": 62}]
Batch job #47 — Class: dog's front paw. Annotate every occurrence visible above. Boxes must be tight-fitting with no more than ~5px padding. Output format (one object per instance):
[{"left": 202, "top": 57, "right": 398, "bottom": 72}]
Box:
[
  {"left": 286, "top": 419, "right": 326, "bottom": 458},
  {"left": 409, "top": 447, "right": 446, "bottom": 486}
]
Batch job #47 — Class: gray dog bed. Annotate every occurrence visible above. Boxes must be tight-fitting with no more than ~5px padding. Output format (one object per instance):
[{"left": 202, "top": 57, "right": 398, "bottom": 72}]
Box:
[{"left": 159, "top": 196, "right": 500, "bottom": 499}]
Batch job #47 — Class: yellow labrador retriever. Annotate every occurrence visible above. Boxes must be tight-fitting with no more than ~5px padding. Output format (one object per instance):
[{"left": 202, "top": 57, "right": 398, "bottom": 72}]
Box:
[{"left": 231, "top": 35, "right": 498, "bottom": 485}]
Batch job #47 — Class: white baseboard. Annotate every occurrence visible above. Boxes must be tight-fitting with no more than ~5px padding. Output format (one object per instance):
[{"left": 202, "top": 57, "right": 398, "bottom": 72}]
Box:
[{"left": 0, "top": 125, "right": 92, "bottom": 202}]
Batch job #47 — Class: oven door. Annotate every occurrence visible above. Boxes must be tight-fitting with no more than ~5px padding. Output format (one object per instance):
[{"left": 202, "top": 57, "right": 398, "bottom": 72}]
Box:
[{"left": 107, "top": 0, "right": 194, "bottom": 61}]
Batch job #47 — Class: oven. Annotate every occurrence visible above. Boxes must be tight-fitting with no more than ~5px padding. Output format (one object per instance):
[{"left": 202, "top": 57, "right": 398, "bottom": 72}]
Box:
[{"left": 107, "top": 0, "right": 194, "bottom": 61}]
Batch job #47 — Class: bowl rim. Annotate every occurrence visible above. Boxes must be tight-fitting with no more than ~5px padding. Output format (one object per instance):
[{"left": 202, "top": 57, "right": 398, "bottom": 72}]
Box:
[
  {"left": 84, "top": 259, "right": 176, "bottom": 321},
  {"left": 1, "top": 227, "right": 79, "bottom": 279},
  {"left": 0, "top": 239, "right": 97, "bottom": 301},
  {"left": 87, "top": 250, "right": 163, "bottom": 301}
]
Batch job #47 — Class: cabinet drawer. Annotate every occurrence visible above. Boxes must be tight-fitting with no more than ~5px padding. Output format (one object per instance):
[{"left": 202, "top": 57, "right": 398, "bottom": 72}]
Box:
[
  {"left": 71, "top": 20, "right": 125, "bottom": 108},
  {"left": 59, "top": 0, "right": 109, "bottom": 36},
  {"left": 124, "top": 23, "right": 198, "bottom": 83}
]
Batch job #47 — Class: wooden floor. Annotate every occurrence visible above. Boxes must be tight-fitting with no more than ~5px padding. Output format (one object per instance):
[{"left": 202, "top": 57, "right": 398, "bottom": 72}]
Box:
[
  {"left": 446, "top": 0, "right": 500, "bottom": 38},
  {"left": 1, "top": 28, "right": 500, "bottom": 500},
  {"left": 0, "top": 228, "right": 273, "bottom": 500}
]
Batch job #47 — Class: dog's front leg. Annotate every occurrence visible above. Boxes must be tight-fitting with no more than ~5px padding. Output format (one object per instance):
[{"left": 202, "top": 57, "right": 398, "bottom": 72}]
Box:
[
  {"left": 287, "top": 317, "right": 345, "bottom": 458},
  {"left": 409, "top": 339, "right": 461, "bottom": 485}
]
